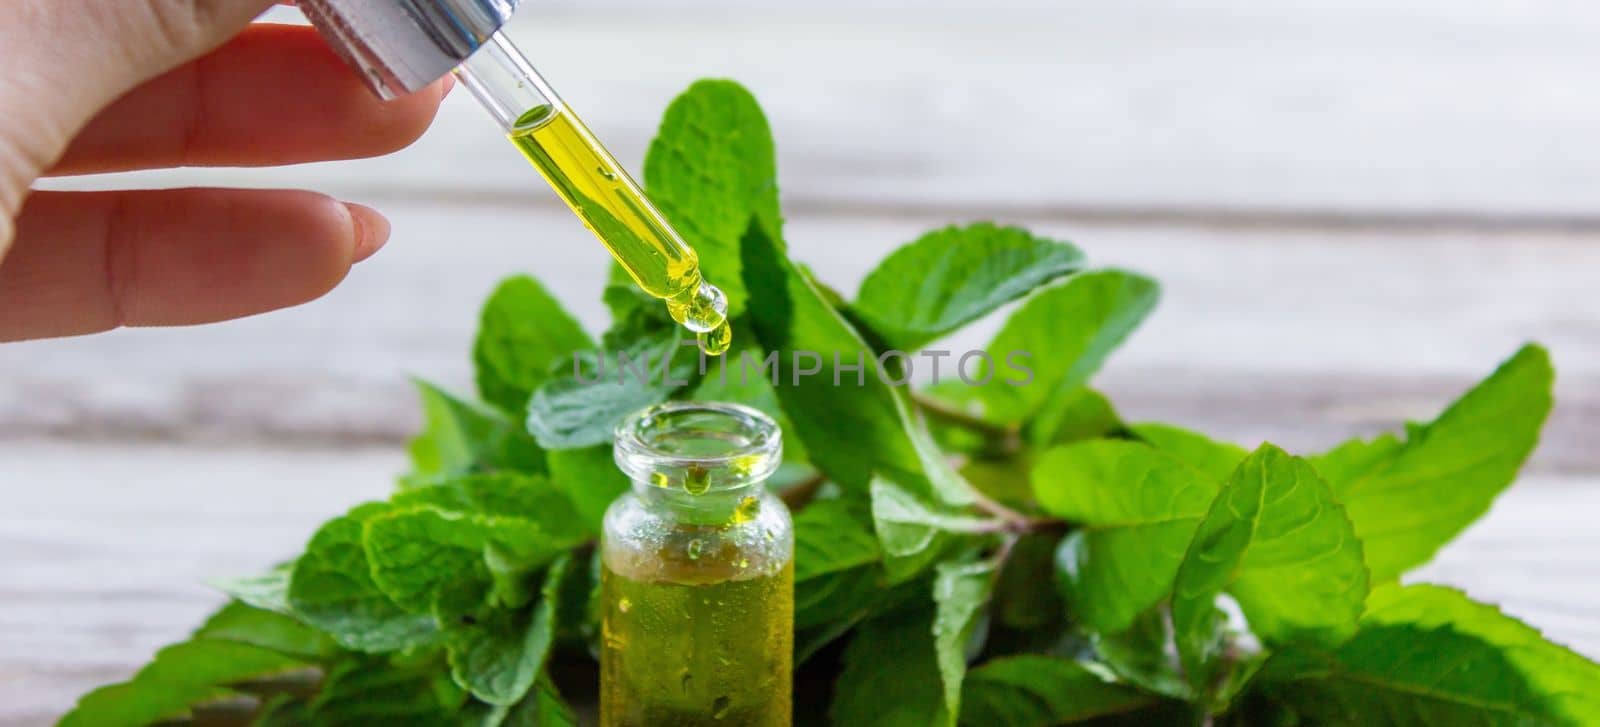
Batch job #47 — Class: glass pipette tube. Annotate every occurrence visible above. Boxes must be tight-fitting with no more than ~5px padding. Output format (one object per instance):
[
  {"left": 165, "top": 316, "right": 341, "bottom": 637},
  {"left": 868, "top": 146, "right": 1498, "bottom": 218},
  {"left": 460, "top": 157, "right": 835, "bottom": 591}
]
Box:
[{"left": 453, "top": 31, "right": 732, "bottom": 355}]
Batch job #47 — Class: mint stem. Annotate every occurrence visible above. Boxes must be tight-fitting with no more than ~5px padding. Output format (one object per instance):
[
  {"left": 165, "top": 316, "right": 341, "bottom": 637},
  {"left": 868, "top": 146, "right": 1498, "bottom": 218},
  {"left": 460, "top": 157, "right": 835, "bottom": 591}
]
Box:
[{"left": 913, "top": 392, "right": 1019, "bottom": 445}]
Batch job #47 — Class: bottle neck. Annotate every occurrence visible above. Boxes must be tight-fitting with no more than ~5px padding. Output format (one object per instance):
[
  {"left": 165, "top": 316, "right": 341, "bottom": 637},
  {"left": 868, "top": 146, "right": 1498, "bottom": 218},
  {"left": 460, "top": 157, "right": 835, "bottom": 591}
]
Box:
[{"left": 630, "top": 478, "right": 766, "bottom": 525}]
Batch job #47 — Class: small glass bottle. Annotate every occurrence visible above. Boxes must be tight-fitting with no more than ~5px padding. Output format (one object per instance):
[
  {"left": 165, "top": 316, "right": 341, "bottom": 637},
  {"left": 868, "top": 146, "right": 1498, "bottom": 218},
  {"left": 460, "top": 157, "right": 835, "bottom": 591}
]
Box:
[{"left": 602, "top": 402, "right": 794, "bottom": 727}]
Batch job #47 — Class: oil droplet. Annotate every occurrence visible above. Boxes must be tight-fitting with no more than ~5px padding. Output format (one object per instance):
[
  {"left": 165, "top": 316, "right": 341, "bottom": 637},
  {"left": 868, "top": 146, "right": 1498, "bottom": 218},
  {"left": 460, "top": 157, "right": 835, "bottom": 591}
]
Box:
[
  {"left": 686, "top": 539, "right": 703, "bottom": 560},
  {"left": 712, "top": 696, "right": 731, "bottom": 719},
  {"left": 618, "top": 597, "right": 632, "bottom": 613},
  {"left": 650, "top": 471, "right": 671, "bottom": 489},
  {"left": 667, "top": 280, "right": 728, "bottom": 333},
  {"left": 684, "top": 465, "right": 711, "bottom": 495},
  {"left": 698, "top": 321, "right": 733, "bottom": 356},
  {"left": 598, "top": 166, "right": 618, "bottom": 181},
  {"left": 737, "top": 558, "right": 750, "bottom": 570}
]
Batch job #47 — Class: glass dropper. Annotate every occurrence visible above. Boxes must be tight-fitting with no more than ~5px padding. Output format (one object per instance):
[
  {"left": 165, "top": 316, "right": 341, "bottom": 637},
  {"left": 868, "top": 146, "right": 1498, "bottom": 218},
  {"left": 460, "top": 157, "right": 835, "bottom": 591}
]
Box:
[{"left": 453, "top": 31, "right": 733, "bottom": 355}]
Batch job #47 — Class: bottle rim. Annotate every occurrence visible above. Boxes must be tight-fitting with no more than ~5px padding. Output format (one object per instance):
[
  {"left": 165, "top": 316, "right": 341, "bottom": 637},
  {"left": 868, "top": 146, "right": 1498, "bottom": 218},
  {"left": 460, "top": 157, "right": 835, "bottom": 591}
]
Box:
[{"left": 612, "top": 401, "right": 783, "bottom": 493}]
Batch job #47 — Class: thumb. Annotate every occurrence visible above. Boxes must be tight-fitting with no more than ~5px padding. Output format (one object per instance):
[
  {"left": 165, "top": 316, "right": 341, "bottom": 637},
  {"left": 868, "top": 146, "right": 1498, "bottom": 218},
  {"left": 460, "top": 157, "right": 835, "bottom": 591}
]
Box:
[{"left": 0, "top": 0, "right": 275, "bottom": 226}]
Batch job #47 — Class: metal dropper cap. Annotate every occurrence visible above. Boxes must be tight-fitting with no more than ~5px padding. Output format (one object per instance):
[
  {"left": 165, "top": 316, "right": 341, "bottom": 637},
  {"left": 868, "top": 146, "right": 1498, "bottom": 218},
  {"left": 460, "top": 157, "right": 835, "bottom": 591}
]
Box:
[{"left": 298, "top": 0, "right": 524, "bottom": 100}]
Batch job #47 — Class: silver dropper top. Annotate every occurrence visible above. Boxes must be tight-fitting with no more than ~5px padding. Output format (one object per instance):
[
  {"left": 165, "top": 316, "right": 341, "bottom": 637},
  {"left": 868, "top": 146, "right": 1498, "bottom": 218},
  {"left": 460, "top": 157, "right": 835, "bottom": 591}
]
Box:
[{"left": 298, "top": 0, "right": 523, "bottom": 100}]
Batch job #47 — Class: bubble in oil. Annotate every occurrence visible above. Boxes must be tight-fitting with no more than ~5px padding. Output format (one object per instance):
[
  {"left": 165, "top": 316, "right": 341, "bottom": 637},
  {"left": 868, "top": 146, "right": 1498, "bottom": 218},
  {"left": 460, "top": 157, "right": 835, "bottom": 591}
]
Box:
[
  {"left": 618, "top": 597, "right": 632, "bottom": 613},
  {"left": 681, "top": 670, "right": 693, "bottom": 694},
  {"left": 598, "top": 166, "right": 618, "bottom": 181},
  {"left": 650, "top": 471, "right": 671, "bottom": 489},
  {"left": 686, "top": 539, "right": 703, "bottom": 560},
  {"left": 712, "top": 696, "right": 731, "bottom": 719}
]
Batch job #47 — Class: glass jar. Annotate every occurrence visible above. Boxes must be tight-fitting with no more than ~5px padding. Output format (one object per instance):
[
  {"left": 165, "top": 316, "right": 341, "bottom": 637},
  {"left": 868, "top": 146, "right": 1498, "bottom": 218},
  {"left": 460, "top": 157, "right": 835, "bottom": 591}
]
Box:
[{"left": 601, "top": 402, "right": 794, "bottom": 727}]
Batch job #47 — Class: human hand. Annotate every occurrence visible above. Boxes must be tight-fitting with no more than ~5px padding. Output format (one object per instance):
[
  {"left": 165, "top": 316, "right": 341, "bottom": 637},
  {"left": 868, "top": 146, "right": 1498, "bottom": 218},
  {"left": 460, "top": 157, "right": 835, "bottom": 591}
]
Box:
[{"left": 0, "top": 1, "right": 451, "bottom": 342}]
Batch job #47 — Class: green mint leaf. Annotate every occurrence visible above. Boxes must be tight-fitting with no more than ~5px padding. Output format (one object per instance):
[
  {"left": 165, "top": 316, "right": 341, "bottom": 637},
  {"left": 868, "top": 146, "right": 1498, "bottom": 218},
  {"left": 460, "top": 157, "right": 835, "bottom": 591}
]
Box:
[
  {"left": 446, "top": 556, "right": 571, "bottom": 706},
  {"left": 474, "top": 275, "right": 593, "bottom": 420},
  {"left": 1032, "top": 440, "right": 1220, "bottom": 634},
  {"left": 392, "top": 473, "right": 589, "bottom": 545},
  {"left": 1131, "top": 423, "right": 1249, "bottom": 482},
  {"left": 60, "top": 639, "right": 310, "bottom": 727},
  {"left": 364, "top": 507, "right": 577, "bottom": 616},
  {"left": 209, "top": 564, "right": 292, "bottom": 615},
  {"left": 546, "top": 445, "right": 630, "bottom": 535},
  {"left": 61, "top": 684, "right": 234, "bottom": 727},
  {"left": 509, "top": 675, "right": 582, "bottom": 727},
  {"left": 252, "top": 694, "right": 311, "bottom": 727},
  {"left": 644, "top": 80, "right": 783, "bottom": 317},
  {"left": 192, "top": 601, "right": 337, "bottom": 661},
  {"left": 871, "top": 478, "right": 994, "bottom": 582},
  {"left": 1262, "top": 584, "right": 1600, "bottom": 725},
  {"left": 409, "top": 380, "right": 545, "bottom": 481},
  {"left": 1307, "top": 433, "right": 1403, "bottom": 484},
  {"left": 742, "top": 221, "right": 972, "bottom": 505},
  {"left": 134, "top": 639, "right": 308, "bottom": 686},
  {"left": 288, "top": 504, "right": 440, "bottom": 653},
  {"left": 791, "top": 497, "right": 895, "bottom": 662},
  {"left": 309, "top": 653, "right": 466, "bottom": 724},
  {"left": 1319, "top": 344, "right": 1554, "bottom": 580},
  {"left": 1170, "top": 445, "right": 1368, "bottom": 693},
  {"left": 934, "top": 560, "right": 999, "bottom": 721},
  {"left": 832, "top": 603, "right": 951, "bottom": 727},
  {"left": 465, "top": 673, "right": 581, "bottom": 727},
  {"left": 850, "top": 223, "right": 1085, "bottom": 351},
  {"left": 871, "top": 479, "right": 997, "bottom": 555},
  {"left": 794, "top": 498, "right": 883, "bottom": 629},
  {"left": 1090, "top": 607, "right": 1190, "bottom": 700},
  {"left": 526, "top": 326, "right": 697, "bottom": 449},
  {"left": 958, "top": 655, "right": 1155, "bottom": 726},
  {"left": 977, "top": 270, "right": 1159, "bottom": 425},
  {"left": 1030, "top": 387, "right": 1127, "bottom": 447}
]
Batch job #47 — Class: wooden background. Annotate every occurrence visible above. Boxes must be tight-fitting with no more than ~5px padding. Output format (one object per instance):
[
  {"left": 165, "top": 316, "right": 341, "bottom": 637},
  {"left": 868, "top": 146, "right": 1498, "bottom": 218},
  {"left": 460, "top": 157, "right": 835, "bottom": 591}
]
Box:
[{"left": 4, "top": 1, "right": 1598, "bottom": 723}]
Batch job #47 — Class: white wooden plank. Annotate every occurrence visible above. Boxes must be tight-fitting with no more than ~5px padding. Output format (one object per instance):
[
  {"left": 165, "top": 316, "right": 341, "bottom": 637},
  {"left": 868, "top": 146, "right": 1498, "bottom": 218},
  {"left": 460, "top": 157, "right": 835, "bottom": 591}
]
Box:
[
  {"left": 1, "top": 203, "right": 1595, "bottom": 467},
  {"left": 39, "top": 1, "right": 1600, "bottom": 217},
  {"left": 0, "top": 442, "right": 401, "bottom": 727},
  {"left": 0, "top": 439, "right": 1593, "bottom": 726}
]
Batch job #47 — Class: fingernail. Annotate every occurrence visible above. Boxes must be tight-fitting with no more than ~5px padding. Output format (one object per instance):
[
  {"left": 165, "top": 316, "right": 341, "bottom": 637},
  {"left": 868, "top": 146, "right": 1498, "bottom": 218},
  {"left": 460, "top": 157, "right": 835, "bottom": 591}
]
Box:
[
  {"left": 345, "top": 203, "right": 391, "bottom": 263},
  {"left": 440, "top": 74, "right": 458, "bottom": 97}
]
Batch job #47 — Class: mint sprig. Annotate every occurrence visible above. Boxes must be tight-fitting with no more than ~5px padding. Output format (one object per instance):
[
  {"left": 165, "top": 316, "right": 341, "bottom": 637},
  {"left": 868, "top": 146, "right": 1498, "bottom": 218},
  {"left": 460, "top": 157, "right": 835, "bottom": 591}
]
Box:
[{"left": 63, "top": 79, "right": 1596, "bottom": 727}]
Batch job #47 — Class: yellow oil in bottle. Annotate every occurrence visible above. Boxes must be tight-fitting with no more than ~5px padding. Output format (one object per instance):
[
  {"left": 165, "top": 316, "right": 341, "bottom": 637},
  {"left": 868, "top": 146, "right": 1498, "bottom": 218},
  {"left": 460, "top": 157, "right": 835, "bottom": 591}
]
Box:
[
  {"left": 508, "top": 104, "right": 732, "bottom": 355},
  {"left": 600, "top": 560, "right": 793, "bottom": 726}
]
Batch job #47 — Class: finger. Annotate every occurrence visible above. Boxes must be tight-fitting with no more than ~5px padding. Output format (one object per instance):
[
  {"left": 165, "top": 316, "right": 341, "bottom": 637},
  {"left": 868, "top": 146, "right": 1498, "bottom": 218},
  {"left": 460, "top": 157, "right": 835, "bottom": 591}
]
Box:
[
  {"left": 0, "top": 1, "right": 275, "bottom": 218},
  {"left": 0, "top": 189, "right": 389, "bottom": 342},
  {"left": 52, "top": 24, "right": 451, "bottom": 175}
]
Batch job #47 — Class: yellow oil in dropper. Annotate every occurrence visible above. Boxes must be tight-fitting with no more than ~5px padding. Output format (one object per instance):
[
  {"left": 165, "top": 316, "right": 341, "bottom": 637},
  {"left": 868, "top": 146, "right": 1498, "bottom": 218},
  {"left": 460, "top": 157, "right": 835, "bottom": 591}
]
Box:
[
  {"left": 454, "top": 31, "right": 732, "bottom": 355},
  {"left": 505, "top": 104, "right": 731, "bottom": 354}
]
